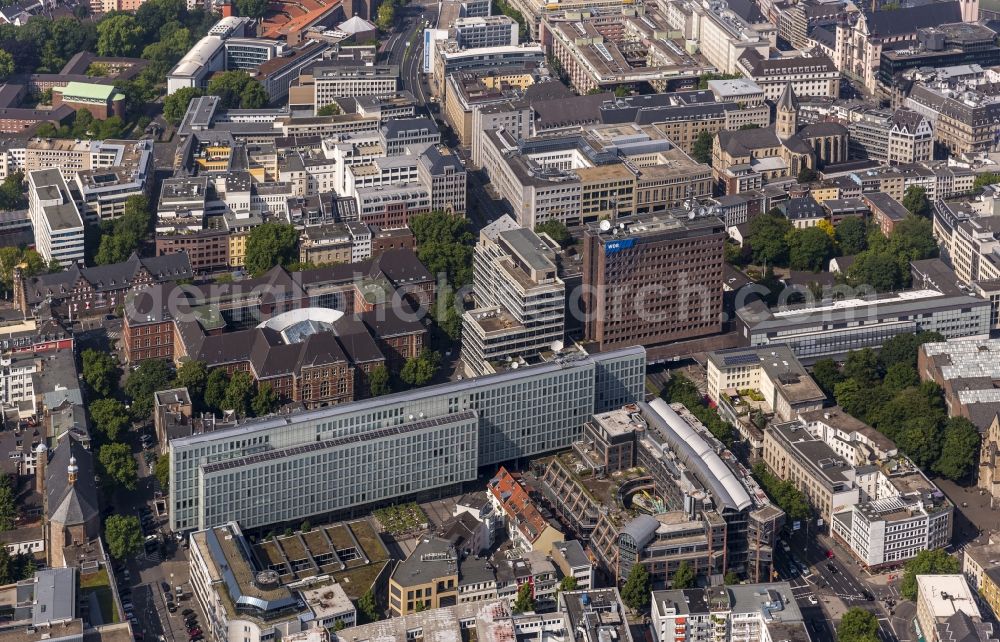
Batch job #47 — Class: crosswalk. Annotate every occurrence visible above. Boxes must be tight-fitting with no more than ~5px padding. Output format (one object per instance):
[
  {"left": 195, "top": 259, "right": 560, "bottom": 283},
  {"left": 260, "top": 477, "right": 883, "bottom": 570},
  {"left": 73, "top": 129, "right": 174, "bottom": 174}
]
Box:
[{"left": 137, "top": 551, "right": 162, "bottom": 564}]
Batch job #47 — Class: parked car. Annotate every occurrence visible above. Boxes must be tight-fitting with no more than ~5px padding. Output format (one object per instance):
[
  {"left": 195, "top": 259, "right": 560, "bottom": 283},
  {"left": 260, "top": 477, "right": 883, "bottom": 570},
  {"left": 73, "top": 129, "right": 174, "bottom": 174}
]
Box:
[
  {"left": 167, "top": 602, "right": 177, "bottom": 613},
  {"left": 187, "top": 628, "right": 202, "bottom": 637},
  {"left": 181, "top": 608, "right": 194, "bottom": 616}
]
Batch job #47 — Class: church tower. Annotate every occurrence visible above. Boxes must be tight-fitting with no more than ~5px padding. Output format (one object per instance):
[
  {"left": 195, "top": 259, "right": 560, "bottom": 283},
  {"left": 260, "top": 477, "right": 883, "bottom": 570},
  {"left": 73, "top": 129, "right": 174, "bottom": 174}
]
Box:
[
  {"left": 961, "top": 0, "right": 980, "bottom": 23},
  {"left": 775, "top": 82, "right": 799, "bottom": 140}
]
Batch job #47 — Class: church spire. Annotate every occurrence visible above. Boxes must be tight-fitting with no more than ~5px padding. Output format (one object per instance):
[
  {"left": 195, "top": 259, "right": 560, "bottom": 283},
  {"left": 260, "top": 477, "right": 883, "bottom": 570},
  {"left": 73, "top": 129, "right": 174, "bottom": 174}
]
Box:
[{"left": 775, "top": 82, "right": 799, "bottom": 140}]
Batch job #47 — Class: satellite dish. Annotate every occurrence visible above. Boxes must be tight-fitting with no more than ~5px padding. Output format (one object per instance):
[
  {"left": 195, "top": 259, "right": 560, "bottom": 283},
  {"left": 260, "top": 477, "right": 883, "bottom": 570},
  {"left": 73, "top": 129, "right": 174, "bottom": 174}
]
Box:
[
  {"left": 510, "top": 362, "right": 519, "bottom": 369},
  {"left": 698, "top": 206, "right": 708, "bottom": 216},
  {"left": 599, "top": 219, "right": 612, "bottom": 232},
  {"left": 688, "top": 212, "right": 696, "bottom": 220},
  {"left": 550, "top": 339, "right": 564, "bottom": 352}
]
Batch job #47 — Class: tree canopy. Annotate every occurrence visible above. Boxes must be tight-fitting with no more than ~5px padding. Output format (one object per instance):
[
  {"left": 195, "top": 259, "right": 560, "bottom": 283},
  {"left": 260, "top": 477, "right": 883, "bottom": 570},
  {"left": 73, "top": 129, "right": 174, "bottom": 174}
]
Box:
[
  {"left": 786, "top": 226, "right": 834, "bottom": 272},
  {"left": 692, "top": 130, "right": 713, "bottom": 165},
  {"left": 837, "top": 608, "right": 880, "bottom": 642},
  {"left": 235, "top": 0, "right": 269, "bottom": 18},
  {"left": 752, "top": 462, "right": 811, "bottom": 523},
  {"left": 401, "top": 349, "right": 441, "bottom": 388},
  {"left": 90, "top": 398, "right": 129, "bottom": 442},
  {"left": 222, "top": 370, "right": 255, "bottom": 418},
  {"left": 251, "top": 382, "right": 279, "bottom": 417},
  {"left": 94, "top": 196, "right": 151, "bottom": 266},
  {"left": 902, "top": 185, "right": 930, "bottom": 218},
  {"left": 207, "top": 71, "right": 269, "bottom": 109},
  {"left": 97, "top": 14, "right": 143, "bottom": 57},
  {"left": 124, "top": 358, "right": 173, "bottom": 419},
  {"left": 900, "top": 549, "right": 960, "bottom": 600},
  {"left": 204, "top": 368, "right": 229, "bottom": 412},
  {"left": 105, "top": 514, "right": 143, "bottom": 559},
  {"left": 621, "top": 563, "right": 652, "bottom": 611},
  {"left": 835, "top": 217, "right": 868, "bottom": 255},
  {"left": 512, "top": 582, "right": 535, "bottom": 613},
  {"left": 534, "top": 220, "right": 573, "bottom": 247},
  {"left": 99, "top": 443, "right": 138, "bottom": 491},
  {"left": 163, "top": 87, "right": 203, "bottom": 125},
  {"left": 174, "top": 360, "right": 208, "bottom": 408},
  {"left": 0, "top": 476, "right": 17, "bottom": 532},
  {"left": 369, "top": 365, "right": 391, "bottom": 397},
  {"left": 672, "top": 561, "right": 696, "bottom": 589},
  {"left": 410, "top": 210, "right": 475, "bottom": 287},
  {"left": 81, "top": 349, "right": 120, "bottom": 399},
  {"left": 747, "top": 210, "right": 793, "bottom": 266},
  {"left": 245, "top": 222, "right": 298, "bottom": 276}
]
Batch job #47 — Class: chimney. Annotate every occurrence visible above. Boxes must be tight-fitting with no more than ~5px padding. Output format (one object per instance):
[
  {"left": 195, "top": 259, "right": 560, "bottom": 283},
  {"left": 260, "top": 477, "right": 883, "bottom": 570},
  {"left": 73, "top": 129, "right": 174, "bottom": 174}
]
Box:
[
  {"left": 220, "top": 0, "right": 233, "bottom": 17},
  {"left": 67, "top": 456, "right": 78, "bottom": 485},
  {"left": 35, "top": 442, "right": 47, "bottom": 493}
]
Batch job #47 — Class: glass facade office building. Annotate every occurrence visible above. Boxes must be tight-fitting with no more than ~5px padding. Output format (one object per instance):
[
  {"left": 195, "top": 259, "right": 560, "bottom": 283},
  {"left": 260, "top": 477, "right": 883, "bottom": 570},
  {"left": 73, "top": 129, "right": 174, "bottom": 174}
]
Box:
[{"left": 170, "top": 346, "right": 646, "bottom": 531}]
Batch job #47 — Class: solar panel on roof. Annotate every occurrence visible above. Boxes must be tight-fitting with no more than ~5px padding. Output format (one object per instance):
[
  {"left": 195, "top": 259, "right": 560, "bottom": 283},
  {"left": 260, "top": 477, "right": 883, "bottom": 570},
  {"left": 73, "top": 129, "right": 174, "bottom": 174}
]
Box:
[{"left": 723, "top": 353, "right": 759, "bottom": 366}]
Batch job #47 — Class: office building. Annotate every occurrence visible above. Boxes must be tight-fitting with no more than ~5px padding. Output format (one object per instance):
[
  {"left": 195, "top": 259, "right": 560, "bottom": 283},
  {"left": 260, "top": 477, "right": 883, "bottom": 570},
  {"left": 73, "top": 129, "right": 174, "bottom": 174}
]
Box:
[
  {"left": 963, "top": 537, "right": 1000, "bottom": 621},
  {"left": 431, "top": 43, "right": 545, "bottom": 98},
  {"left": 736, "top": 288, "right": 991, "bottom": 361},
  {"left": 582, "top": 212, "right": 725, "bottom": 352},
  {"left": 538, "top": 400, "right": 783, "bottom": 587},
  {"left": 308, "top": 64, "right": 401, "bottom": 109},
  {"left": 906, "top": 80, "right": 1000, "bottom": 156},
  {"left": 190, "top": 521, "right": 361, "bottom": 642},
  {"left": 463, "top": 218, "right": 566, "bottom": 377},
  {"left": 650, "top": 583, "right": 811, "bottom": 642},
  {"left": 879, "top": 23, "right": 1000, "bottom": 87},
  {"left": 918, "top": 338, "right": 1000, "bottom": 431},
  {"left": 831, "top": 458, "right": 953, "bottom": 569},
  {"left": 27, "top": 168, "right": 85, "bottom": 264},
  {"left": 542, "top": 10, "right": 712, "bottom": 94},
  {"left": 168, "top": 346, "right": 646, "bottom": 532},
  {"left": 659, "top": 0, "right": 773, "bottom": 75},
  {"left": 847, "top": 109, "right": 934, "bottom": 165},
  {"left": 706, "top": 345, "right": 825, "bottom": 456},
  {"left": 736, "top": 49, "right": 840, "bottom": 101},
  {"left": 479, "top": 123, "right": 712, "bottom": 228},
  {"left": 915, "top": 575, "right": 996, "bottom": 642},
  {"left": 387, "top": 535, "right": 558, "bottom": 616}
]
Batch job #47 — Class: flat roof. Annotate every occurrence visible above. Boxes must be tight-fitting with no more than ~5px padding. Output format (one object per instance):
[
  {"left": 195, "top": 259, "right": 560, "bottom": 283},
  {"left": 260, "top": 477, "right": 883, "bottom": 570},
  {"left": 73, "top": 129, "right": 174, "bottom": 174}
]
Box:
[{"left": 916, "top": 575, "right": 980, "bottom": 619}]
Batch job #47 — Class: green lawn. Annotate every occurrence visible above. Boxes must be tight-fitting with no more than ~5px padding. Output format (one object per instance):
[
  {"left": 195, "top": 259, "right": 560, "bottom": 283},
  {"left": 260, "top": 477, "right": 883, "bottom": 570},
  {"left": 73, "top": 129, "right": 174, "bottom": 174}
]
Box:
[{"left": 79, "top": 568, "right": 119, "bottom": 624}]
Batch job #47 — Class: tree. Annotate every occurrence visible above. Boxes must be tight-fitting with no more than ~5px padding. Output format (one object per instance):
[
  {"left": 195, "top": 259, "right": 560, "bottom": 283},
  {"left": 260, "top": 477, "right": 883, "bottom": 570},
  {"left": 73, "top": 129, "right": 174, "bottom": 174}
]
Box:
[
  {"left": 316, "top": 102, "right": 341, "bottom": 116},
  {"left": 513, "top": 582, "right": 535, "bottom": 613},
  {"left": 843, "top": 348, "right": 882, "bottom": 385},
  {"left": 837, "top": 607, "right": 880, "bottom": 642},
  {"left": 847, "top": 251, "right": 904, "bottom": 292},
  {"left": 401, "top": 349, "right": 441, "bottom": 388},
  {"left": 797, "top": 167, "right": 817, "bottom": 183},
  {"left": 251, "top": 382, "right": 278, "bottom": 417},
  {"left": 154, "top": 453, "right": 170, "bottom": 490},
  {"left": 207, "top": 71, "right": 269, "bottom": 109},
  {"left": 534, "top": 220, "right": 572, "bottom": 247},
  {"left": 358, "top": 588, "right": 380, "bottom": 623},
  {"left": 881, "top": 362, "right": 919, "bottom": 395},
  {"left": 0, "top": 50, "right": 13, "bottom": 81},
  {"left": 878, "top": 331, "right": 943, "bottom": 371},
  {"left": 558, "top": 575, "right": 578, "bottom": 592},
  {"left": 816, "top": 218, "right": 836, "bottom": 239},
  {"left": 175, "top": 360, "right": 208, "bottom": 407},
  {"left": 163, "top": 87, "right": 202, "bottom": 125},
  {"left": 900, "top": 549, "right": 960, "bottom": 600},
  {"left": 223, "top": 371, "right": 255, "bottom": 418},
  {"left": 410, "top": 210, "right": 475, "bottom": 287},
  {"left": 369, "top": 365, "right": 390, "bottom": 397},
  {"left": 235, "top": 0, "right": 268, "bottom": 18},
  {"left": 662, "top": 374, "right": 735, "bottom": 446},
  {"left": 692, "top": 130, "right": 713, "bottom": 165},
  {"left": 723, "top": 571, "right": 740, "bottom": 585},
  {"left": 974, "top": 172, "right": 1000, "bottom": 191},
  {"left": 786, "top": 226, "right": 834, "bottom": 272},
  {"left": 105, "top": 514, "right": 143, "bottom": 559},
  {"left": 747, "top": 210, "right": 793, "bottom": 266},
  {"left": 621, "top": 563, "right": 652, "bottom": 612},
  {"left": 835, "top": 217, "right": 868, "bottom": 255},
  {"left": 81, "top": 349, "right": 119, "bottom": 398},
  {"left": 890, "top": 215, "right": 937, "bottom": 260},
  {"left": 811, "top": 359, "right": 842, "bottom": 396},
  {"left": 99, "top": 443, "right": 138, "bottom": 491},
  {"left": 0, "top": 476, "right": 17, "bottom": 532},
  {"left": 125, "top": 359, "right": 173, "bottom": 419},
  {"left": 97, "top": 14, "right": 143, "bottom": 57},
  {"left": 672, "top": 561, "right": 696, "bottom": 589},
  {"left": 834, "top": 379, "right": 885, "bottom": 423},
  {"left": 934, "top": 417, "right": 981, "bottom": 482},
  {"left": 0, "top": 171, "right": 26, "bottom": 211},
  {"left": 902, "top": 186, "right": 930, "bottom": 218},
  {"left": 204, "top": 369, "right": 229, "bottom": 411},
  {"left": 244, "top": 222, "right": 298, "bottom": 276},
  {"left": 376, "top": 0, "right": 395, "bottom": 29},
  {"left": 90, "top": 398, "right": 129, "bottom": 442}
]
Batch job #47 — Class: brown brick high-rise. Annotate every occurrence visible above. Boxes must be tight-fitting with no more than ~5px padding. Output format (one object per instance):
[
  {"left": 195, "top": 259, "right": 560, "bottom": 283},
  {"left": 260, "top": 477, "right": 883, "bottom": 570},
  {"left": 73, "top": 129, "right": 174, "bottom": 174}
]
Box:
[{"left": 582, "top": 213, "right": 725, "bottom": 351}]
